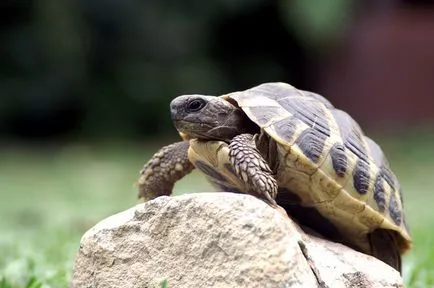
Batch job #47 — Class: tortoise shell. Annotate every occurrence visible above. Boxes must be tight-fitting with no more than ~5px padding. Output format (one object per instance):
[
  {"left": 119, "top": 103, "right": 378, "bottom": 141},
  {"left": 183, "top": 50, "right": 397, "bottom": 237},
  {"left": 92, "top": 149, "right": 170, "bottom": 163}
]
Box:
[{"left": 186, "top": 82, "right": 411, "bottom": 259}]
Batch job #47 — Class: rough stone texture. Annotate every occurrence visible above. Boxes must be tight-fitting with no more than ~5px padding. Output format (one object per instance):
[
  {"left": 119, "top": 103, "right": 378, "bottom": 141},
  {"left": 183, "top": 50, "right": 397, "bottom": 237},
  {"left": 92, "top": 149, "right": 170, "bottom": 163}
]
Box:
[{"left": 71, "top": 193, "right": 404, "bottom": 288}]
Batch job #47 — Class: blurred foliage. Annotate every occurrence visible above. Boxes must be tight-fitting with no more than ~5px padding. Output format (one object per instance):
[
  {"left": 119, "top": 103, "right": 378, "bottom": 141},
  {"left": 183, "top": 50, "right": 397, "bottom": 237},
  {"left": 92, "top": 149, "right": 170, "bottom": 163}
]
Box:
[
  {"left": 0, "top": 0, "right": 355, "bottom": 141},
  {"left": 280, "top": 0, "right": 353, "bottom": 48}
]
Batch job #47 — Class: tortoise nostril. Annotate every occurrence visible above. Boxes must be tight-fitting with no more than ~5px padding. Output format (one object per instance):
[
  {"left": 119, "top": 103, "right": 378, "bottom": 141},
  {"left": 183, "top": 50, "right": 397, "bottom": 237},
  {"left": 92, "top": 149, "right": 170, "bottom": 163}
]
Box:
[{"left": 170, "top": 99, "right": 182, "bottom": 121}]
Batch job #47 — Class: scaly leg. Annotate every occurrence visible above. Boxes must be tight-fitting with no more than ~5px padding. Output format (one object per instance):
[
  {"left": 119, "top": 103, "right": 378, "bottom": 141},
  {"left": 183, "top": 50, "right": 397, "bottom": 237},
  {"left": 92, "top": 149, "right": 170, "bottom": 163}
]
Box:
[
  {"left": 137, "top": 141, "right": 194, "bottom": 201},
  {"left": 228, "top": 134, "right": 278, "bottom": 206}
]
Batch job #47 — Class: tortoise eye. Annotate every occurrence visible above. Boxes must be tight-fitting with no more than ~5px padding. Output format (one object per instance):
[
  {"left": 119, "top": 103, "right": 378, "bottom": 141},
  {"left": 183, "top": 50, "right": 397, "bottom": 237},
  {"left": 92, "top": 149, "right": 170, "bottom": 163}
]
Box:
[{"left": 187, "top": 99, "right": 206, "bottom": 112}]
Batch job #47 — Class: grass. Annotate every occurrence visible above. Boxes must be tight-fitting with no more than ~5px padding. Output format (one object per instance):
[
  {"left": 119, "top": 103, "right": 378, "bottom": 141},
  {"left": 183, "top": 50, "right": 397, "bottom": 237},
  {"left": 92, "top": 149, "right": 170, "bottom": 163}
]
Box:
[{"left": 0, "top": 133, "right": 433, "bottom": 287}]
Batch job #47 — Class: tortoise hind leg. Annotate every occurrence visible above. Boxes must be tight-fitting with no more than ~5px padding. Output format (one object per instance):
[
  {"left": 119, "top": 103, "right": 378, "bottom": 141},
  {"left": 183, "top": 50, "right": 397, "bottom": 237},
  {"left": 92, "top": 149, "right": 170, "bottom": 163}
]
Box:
[
  {"left": 228, "top": 133, "right": 278, "bottom": 206},
  {"left": 368, "top": 229, "right": 402, "bottom": 273},
  {"left": 137, "top": 141, "right": 194, "bottom": 201}
]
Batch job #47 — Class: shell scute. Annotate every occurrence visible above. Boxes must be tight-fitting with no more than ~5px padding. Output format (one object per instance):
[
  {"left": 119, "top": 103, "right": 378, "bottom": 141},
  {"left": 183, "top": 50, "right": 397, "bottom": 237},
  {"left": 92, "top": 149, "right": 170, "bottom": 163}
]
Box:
[
  {"left": 353, "top": 159, "right": 371, "bottom": 195},
  {"left": 277, "top": 96, "right": 331, "bottom": 137},
  {"left": 330, "top": 143, "right": 348, "bottom": 177},
  {"left": 295, "top": 128, "right": 328, "bottom": 163}
]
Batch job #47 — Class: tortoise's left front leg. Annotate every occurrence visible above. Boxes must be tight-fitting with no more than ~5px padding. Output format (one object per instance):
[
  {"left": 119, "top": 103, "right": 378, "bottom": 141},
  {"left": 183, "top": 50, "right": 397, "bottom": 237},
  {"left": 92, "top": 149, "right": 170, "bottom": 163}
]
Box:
[
  {"left": 137, "top": 141, "right": 194, "bottom": 201},
  {"left": 228, "top": 133, "right": 278, "bottom": 206}
]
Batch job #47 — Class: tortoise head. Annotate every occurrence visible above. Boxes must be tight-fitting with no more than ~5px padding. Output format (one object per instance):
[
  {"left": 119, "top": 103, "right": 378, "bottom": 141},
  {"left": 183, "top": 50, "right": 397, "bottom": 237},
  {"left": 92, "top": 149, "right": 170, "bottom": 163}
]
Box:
[{"left": 170, "top": 94, "right": 256, "bottom": 141}]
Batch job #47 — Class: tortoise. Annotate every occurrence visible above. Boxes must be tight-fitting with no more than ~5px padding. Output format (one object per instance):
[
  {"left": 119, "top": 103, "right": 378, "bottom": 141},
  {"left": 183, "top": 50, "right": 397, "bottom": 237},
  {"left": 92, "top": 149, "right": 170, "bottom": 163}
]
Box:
[{"left": 137, "top": 82, "right": 412, "bottom": 272}]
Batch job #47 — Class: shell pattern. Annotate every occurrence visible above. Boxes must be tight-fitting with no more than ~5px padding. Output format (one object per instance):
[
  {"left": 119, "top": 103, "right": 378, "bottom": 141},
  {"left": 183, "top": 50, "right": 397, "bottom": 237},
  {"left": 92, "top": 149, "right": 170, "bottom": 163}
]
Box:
[{"left": 188, "top": 82, "right": 411, "bottom": 254}]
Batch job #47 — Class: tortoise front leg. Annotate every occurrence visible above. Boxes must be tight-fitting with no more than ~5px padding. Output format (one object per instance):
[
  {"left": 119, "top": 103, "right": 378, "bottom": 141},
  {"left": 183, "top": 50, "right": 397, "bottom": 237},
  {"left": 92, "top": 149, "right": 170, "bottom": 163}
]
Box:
[
  {"left": 137, "top": 141, "right": 194, "bottom": 201},
  {"left": 228, "top": 133, "right": 278, "bottom": 206}
]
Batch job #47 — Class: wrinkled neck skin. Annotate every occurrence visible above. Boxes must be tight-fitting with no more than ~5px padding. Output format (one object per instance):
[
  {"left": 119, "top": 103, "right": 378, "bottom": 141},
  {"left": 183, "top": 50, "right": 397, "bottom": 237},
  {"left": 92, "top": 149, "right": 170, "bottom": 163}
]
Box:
[
  {"left": 172, "top": 96, "right": 258, "bottom": 142},
  {"left": 204, "top": 108, "right": 257, "bottom": 141}
]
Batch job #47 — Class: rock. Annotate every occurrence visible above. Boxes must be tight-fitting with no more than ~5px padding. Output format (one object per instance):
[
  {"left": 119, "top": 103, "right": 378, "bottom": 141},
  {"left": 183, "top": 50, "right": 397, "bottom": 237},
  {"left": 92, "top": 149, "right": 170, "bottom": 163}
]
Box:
[{"left": 71, "top": 193, "right": 404, "bottom": 288}]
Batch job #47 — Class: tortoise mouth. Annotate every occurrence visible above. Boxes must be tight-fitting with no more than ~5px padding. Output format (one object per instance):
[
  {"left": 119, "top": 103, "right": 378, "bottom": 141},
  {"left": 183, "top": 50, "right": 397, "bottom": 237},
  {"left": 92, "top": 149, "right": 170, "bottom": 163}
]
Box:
[
  {"left": 173, "top": 119, "right": 226, "bottom": 140},
  {"left": 173, "top": 119, "right": 214, "bottom": 133},
  {"left": 174, "top": 119, "right": 245, "bottom": 142}
]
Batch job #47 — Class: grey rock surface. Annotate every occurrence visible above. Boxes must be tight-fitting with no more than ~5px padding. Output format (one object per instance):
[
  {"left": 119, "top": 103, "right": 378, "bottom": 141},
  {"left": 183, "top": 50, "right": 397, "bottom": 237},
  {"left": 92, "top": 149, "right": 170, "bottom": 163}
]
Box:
[{"left": 71, "top": 193, "right": 404, "bottom": 288}]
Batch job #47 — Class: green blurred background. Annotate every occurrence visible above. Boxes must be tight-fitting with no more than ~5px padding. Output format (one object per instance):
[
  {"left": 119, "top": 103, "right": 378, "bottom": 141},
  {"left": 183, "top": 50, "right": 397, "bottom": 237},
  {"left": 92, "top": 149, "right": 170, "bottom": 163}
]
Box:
[{"left": 1, "top": 0, "right": 434, "bottom": 287}]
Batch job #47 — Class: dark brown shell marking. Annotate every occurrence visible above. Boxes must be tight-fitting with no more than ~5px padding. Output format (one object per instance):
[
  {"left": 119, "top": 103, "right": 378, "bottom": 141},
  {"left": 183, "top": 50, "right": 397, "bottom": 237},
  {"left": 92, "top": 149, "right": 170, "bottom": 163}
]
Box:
[
  {"left": 373, "top": 174, "right": 387, "bottom": 212},
  {"left": 353, "top": 159, "right": 371, "bottom": 195},
  {"left": 389, "top": 192, "right": 402, "bottom": 225},
  {"left": 330, "top": 143, "right": 348, "bottom": 177},
  {"left": 331, "top": 110, "right": 369, "bottom": 162},
  {"left": 272, "top": 117, "right": 298, "bottom": 143},
  {"left": 277, "top": 97, "right": 331, "bottom": 137},
  {"left": 295, "top": 128, "right": 328, "bottom": 163}
]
